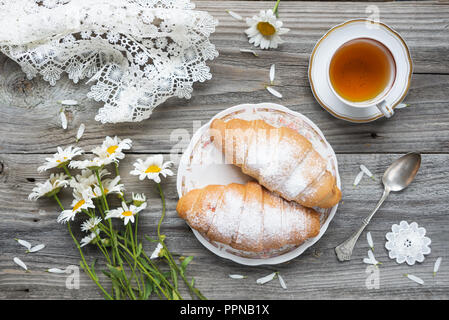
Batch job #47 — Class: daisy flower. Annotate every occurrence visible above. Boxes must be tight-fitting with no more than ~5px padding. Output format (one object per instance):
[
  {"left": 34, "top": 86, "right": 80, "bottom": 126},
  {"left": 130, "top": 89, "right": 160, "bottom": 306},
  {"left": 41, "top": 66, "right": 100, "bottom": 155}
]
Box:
[
  {"left": 81, "top": 217, "right": 102, "bottom": 233},
  {"left": 69, "top": 157, "right": 108, "bottom": 170},
  {"left": 92, "top": 176, "right": 124, "bottom": 198},
  {"left": 37, "top": 146, "right": 84, "bottom": 172},
  {"left": 57, "top": 189, "right": 95, "bottom": 224},
  {"left": 92, "top": 136, "right": 132, "bottom": 164},
  {"left": 28, "top": 173, "right": 69, "bottom": 200},
  {"left": 245, "top": 9, "right": 289, "bottom": 50},
  {"left": 70, "top": 169, "right": 110, "bottom": 191},
  {"left": 80, "top": 229, "right": 100, "bottom": 247},
  {"left": 132, "top": 193, "right": 147, "bottom": 207},
  {"left": 105, "top": 201, "right": 147, "bottom": 225},
  {"left": 130, "top": 155, "right": 174, "bottom": 183}
]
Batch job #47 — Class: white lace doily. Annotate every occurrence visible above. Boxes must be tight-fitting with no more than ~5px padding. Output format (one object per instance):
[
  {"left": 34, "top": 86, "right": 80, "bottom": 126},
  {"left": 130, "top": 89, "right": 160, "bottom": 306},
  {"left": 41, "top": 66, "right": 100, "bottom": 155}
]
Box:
[
  {"left": 385, "top": 221, "right": 431, "bottom": 265},
  {"left": 0, "top": 0, "right": 218, "bottom": 123}
]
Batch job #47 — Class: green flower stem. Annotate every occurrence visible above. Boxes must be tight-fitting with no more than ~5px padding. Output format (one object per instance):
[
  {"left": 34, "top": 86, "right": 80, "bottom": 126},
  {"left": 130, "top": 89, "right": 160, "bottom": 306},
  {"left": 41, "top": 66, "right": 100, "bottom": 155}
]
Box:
[
  {"left": 53, "top": 195, "right": 113, "bottom": 299},
  {"left": 67, "top": 221, "right": 112, "bottom": 299},
  {"left": 94, "top": 169, "right": 117, "bottom": 265},
  {"left": 154, "top": 183, "right": 205, "bottom": 300},
  {"left": 116, "top": 241, "right": 173, "bottom": 299},
  {"left": 61, "top": 164, "right": 73, "bottom": 179},
  {"left": 53, "top": 194, "right": 64, "bottom": 211},
  {"left": 273, "top": 0, "right": 281, "bottom": 15},
  {"left": 156, "top": 183, "right": 165, "bottom": 239}
]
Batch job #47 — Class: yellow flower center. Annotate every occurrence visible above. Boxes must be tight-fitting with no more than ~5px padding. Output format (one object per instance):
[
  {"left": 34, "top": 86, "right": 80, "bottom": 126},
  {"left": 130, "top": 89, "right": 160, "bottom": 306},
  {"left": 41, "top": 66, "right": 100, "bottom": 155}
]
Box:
[
  {"left": 122, "top": 210, "right": 133, "bottom": 217},
  {"left": 56, "top": 157, "right": 68, "bottom": 163},
  {"left": 145, "top": 165, "right": 161, "bottom": 173},
  {"left": 73, "top": 199, "right": 85, "bottom": 212},
  {"left": 107, "top": 145, "right": 118, "bottom": 155},
  {"left": 93, "top": 188, "right": 108, "bottom": 197},
  {"left": 257, "top": 21, "right": 276, "bottom": 36}
]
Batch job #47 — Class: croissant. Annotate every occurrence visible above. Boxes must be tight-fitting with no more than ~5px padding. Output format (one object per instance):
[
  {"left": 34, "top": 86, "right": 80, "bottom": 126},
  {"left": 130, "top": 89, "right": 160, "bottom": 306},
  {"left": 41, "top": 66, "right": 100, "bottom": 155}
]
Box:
[
  {"left": 210, "top": 118, "right": 341, "bottom": 208},
  {"left": 176, "top": 182, "right": 320, "bottom": 253}
]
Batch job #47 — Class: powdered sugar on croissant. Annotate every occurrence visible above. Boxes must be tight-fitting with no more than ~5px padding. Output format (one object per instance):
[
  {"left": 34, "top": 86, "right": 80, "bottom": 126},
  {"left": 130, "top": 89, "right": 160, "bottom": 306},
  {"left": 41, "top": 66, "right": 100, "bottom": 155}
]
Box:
[
  {"left": 176, "top": 182, "right": 320, "bottom": 253},
  {"left": 210, "top": 118, "right": 341, "bottom": 208}
]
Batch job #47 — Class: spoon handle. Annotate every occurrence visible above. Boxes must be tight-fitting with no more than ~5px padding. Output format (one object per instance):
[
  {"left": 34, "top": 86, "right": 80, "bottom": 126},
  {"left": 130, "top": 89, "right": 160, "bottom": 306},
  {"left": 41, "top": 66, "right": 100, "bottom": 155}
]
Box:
[{"left": 335, "top": 188, "right": 390, "bottom": 262}]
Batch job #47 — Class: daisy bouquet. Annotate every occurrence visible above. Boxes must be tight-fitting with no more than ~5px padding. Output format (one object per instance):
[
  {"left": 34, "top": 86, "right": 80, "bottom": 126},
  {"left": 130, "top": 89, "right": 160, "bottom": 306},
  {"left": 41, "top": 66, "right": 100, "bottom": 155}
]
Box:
[{"left": 29, "top": 136, "right": 205, "bottom": 300}]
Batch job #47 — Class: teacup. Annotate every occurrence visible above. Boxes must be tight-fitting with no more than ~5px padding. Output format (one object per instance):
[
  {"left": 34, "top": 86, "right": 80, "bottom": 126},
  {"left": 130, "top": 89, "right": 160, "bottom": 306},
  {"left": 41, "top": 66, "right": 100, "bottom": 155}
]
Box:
[{"left": 327, "top": 37, "right": 397, "bottom": 118}]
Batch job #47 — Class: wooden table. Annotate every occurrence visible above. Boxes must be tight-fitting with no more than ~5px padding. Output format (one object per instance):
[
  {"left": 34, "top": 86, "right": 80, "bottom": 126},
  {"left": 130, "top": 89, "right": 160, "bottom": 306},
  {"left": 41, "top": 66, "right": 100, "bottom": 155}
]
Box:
[{"left": 1, "top": 1, "right": 448, "bottom": 300}]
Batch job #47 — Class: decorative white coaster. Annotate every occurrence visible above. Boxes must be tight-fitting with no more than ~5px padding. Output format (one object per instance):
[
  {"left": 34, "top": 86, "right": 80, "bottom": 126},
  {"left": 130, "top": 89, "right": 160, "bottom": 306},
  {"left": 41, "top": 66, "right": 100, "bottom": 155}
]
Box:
[{"left": 385, "top": 221, "right": 431, "bottom": 265}]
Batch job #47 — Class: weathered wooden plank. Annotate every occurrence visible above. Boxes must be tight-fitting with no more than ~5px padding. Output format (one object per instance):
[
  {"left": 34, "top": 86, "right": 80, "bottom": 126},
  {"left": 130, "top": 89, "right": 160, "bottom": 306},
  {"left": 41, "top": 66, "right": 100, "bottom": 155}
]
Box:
[
  {"left": 0, "top": 58, "right": 448, "bottom": 155},
  {"left": 1, "top": 153, "right": 448, "bottom": 299},
  {"left": 0, "top": 2, "right": 448, "bottom": 154}
]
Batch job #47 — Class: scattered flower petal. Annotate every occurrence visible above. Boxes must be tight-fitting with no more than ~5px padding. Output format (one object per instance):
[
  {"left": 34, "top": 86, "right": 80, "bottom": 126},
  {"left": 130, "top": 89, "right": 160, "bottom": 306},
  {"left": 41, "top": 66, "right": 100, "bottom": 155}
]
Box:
[
  {"left": 239, "top": 49, "right": 258, "bottom": 57},
  {"left": 434, "top": 257, "right": 442, "bottom": 276},
  {"left": 405, "top": 274, "right": 424, "bottom": 285},
  {"left": 150, "top": 243, "right": 164, "bottom": 259},
  {"left": 395, "top": 103, "right": 409, "bottom": 109},
  {"left": 353, "top": 171, "right": 364, "bottom": 187},
  {"left": 60, "top": 111, "right": 68, "bottom": 130},
  {"left": 256, "top": 272, "right": 277, "bottom": 284},
  {"left": 360, "top": 164, "right": 375, "bottom": 180},
  {"left": 363, "top": 250, "right": 380, "bottom": 265},
  {"left": 15, "top": 239, "right": 31, "bottom": 250},
  {"left": 229, "top": 274, "right": 246, "bottom": 279},
  {"left": 269, "top": 64, "right": 275, "bottom": 84},
  {"left": 76, "top": 123, "right": 85, "bottom": 142},
  {"left": 60, "top": 100, "right": 78, "bottom": 106},
  {"left": 266, "top": 86, "right": 282, "bottom": 98},
  {"left": 47, "top": 268, "right": 67, "bottom": 274},
  {"left": 13, "top": 257, "right": 28, "bottom": 271},
  {"left": 27, "top": 244, "right": 45, "bottom": 253},
  {"left": 226, "top": 10, "right": 243, "bottom": 21},
  {"left": 278, "top": 273, "right": 287, "bottom": 290},
  {"left": 367, "top": 232, "right": 374, "bottom": 251}
]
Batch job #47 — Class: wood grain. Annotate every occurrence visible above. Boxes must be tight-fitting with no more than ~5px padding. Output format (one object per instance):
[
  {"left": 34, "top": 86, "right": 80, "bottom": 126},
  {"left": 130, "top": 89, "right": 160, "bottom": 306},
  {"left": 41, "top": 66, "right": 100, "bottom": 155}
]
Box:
[
  {"left": 1, "top": 153, "right": 448, "bottom": 299},
  {"left": 1, "top": 1, "right": 448, "bottom": 300}
]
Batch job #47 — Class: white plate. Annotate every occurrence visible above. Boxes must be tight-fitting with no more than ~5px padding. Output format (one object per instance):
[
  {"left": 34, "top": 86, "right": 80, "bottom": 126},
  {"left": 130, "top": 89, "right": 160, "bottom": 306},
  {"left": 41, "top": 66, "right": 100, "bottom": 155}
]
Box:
[
  {"left": 309, "top": 19, "right": 413, "bottom": 123},
  {"left": 176, "top": 103, "right": 341, "bottom": 266}
]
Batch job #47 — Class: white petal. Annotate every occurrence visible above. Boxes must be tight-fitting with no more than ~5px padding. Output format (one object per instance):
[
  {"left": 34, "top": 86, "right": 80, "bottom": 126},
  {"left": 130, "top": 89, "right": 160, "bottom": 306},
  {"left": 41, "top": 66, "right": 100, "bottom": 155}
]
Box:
[
  {"left": 360, "top": 164, "right": 374, "bottom": 179},
  {"left": 15, "top": 239, "right": 32, "bottom": 250},
  {"left": 367, "top": 232, "right": 374, "bottom": 250},
  {"left": 266, "top": 86, "right": 282, "bottom": 98},
  {"left": 434, "top": 257, "right": 442, "bottom": 275},
  {"left": 60, "top": 111, "right": 68, "bottom": 130},
  {"left": 76, "top": 123, "right": 85, "bottom": 141},
  {"left": 60, "top": 100, "right": 78, "bottom": 106},
  {"left": 278, "top": 273, "right": 287, "bottom": 289},
  {"left": 28, "top": 244, "right": 45, "bottom": 253},
  {"left": 256, "top": 272, "right": 277, "bottom": 284},
  {"left": 406, "top": 274, "right": 424, "bottom": 285},
  {"left": 367, "top": 249, "right": 377, "bottom": 262},
  {"left": 353, "top": 171, "right": 364, "bottom": 186},
  {"left": 150, "top": 243, "right": 163, "bottom": 259},
  {"left": 226, "top": 10, "right": 243, "bottom": 21},
  {"left": 13, "top": 257, "right": 27, "bottom": 271},
  {"left": 47, "top": 268, "right": 67, "bottom": 274},
  {"left": 269, "top": 64, "right": 275, "bottom": 84},
  {"left": 395, "top": 103, "right": 409, "bottom": 109},
  {"left": 363, "top": 258, "right": 375, "bottom": 265},
  {"left": 239, "top": 49, "right": 258, "bottom": 57},
  {"left": 229, "top": 274, "right": 246, "bottom": 279}
]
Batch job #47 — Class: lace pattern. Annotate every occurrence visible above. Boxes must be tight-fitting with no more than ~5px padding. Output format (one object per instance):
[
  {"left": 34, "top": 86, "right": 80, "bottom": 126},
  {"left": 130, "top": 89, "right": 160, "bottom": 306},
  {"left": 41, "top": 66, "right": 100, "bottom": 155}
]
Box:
[{"left": 0, "top": 0, "right": 218, "bottom": 123}]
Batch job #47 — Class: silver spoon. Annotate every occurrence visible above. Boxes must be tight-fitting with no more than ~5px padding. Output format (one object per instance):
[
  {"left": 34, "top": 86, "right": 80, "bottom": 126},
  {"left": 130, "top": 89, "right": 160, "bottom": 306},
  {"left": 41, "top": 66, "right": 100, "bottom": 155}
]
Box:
[{"left": 335, "top": 152, "right": 421, "bottom": 261}]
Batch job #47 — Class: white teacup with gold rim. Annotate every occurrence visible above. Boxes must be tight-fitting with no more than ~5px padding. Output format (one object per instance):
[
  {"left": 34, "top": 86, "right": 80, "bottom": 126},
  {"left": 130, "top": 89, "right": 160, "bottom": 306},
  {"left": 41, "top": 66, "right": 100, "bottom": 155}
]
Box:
[
  {"left": 309, "top": 19, "right": 413, "bottom": 123},
  {"left": 327, "top": 37, "right": 397, "bottom": 118}
]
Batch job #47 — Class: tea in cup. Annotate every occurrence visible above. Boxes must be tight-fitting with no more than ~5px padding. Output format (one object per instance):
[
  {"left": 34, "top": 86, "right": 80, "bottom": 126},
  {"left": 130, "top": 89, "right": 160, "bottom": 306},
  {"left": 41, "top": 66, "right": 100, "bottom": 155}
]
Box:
[{"left": 328, "top": 37, "right": 397, "bottom": 118}]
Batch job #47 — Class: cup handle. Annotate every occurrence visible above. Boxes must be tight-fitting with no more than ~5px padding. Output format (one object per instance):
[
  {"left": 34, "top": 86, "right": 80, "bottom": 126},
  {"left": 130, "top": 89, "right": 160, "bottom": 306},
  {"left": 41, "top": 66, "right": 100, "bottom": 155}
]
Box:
[{"left": 376, "top": 100, "right": 394, "bottom": 118}]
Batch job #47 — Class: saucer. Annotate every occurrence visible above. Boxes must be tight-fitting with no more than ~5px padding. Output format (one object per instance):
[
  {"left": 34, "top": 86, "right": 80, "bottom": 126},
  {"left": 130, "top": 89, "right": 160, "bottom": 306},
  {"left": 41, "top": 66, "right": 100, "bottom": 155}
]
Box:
[
  {"left": 176, "top": 103, "right": 340, "bottom": 266},
  {"left": 308, "top": 19, "right": 413, "bottom": 123}
]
